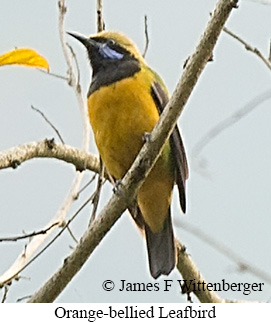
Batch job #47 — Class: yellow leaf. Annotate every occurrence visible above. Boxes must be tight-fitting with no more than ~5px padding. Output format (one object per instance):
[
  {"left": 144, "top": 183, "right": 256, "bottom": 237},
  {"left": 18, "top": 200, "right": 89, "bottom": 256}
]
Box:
[{"left": 0, "top": 48, "right": 49, "bottom": 71}]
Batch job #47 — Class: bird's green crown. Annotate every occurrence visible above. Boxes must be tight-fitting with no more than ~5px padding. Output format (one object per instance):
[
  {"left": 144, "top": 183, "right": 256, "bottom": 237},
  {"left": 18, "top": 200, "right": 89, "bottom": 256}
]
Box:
[{"left": 90, "top": 31, "right": 145, "bottom": 62}]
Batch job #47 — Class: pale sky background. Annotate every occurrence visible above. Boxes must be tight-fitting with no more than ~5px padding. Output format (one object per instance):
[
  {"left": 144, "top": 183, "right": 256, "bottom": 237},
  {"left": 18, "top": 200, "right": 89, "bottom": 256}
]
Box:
[{"left": 0, "top": 0, "right": 271, "bottom": 303}]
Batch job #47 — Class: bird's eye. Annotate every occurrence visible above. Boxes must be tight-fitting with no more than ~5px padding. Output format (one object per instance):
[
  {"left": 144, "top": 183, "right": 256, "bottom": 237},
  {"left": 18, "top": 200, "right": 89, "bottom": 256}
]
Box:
[{"left": 106, "top": 39, "right": 115, "bottom": 47}]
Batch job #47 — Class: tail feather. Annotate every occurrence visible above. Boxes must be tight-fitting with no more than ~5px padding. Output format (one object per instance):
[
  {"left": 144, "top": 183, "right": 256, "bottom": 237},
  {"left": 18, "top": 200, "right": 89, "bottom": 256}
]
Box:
[{"left": 145, "top": 213, "right": 175, "bottom": 279}]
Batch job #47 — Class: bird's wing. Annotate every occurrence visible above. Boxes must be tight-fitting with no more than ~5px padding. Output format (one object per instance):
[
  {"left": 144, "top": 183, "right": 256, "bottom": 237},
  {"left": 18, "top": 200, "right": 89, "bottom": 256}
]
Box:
[{"left": 150, "top": 77, "right": 189, "bottom": 213}]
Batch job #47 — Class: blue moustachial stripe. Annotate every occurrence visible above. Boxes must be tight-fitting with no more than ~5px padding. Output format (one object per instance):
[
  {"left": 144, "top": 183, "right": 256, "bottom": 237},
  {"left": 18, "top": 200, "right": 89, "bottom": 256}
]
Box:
[{"left": 99, "top": 43, "right": 124, "bottom": 60}]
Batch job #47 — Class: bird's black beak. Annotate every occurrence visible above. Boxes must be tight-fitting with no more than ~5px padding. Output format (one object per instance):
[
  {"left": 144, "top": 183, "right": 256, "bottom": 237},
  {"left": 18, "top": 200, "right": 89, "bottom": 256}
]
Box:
[{"left": 67, "top": 32, "right": 98, "bottom": 49}]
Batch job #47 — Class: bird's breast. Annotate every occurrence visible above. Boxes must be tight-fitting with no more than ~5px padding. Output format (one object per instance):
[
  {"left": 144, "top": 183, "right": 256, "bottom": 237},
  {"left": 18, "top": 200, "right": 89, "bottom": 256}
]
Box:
[{"left": 87, "top": 72, "right": 159, "bottom": 179}]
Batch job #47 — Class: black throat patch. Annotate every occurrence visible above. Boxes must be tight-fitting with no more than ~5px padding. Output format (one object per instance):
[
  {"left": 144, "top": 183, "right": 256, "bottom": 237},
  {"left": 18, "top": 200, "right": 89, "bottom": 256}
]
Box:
[{"left": 88, "top": 59, "right": 141, "bottom": 97}]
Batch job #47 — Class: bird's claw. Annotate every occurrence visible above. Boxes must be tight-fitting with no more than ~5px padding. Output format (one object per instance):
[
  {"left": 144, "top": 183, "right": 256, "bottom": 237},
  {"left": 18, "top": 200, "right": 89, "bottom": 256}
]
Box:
[
  {"left": 113, "top": 179, "right": 123, "bottom": 195},
  {"left": 142, "top": 132, "right": 151, "bottom": 144}
]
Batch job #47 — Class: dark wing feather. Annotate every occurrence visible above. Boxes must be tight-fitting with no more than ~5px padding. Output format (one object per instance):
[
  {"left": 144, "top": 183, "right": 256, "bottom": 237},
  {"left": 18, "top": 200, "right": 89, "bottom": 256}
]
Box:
[{"left": 151, "top": 80, "right": 188, "bottom": 213}]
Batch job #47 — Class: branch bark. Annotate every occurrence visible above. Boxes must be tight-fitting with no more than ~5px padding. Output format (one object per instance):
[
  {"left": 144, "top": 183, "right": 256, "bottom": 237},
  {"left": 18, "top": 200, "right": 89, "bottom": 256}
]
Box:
[
  {"left": 176, "top": 241, "right": 223, "bottom": 303},
  {"left": 0, "top": 139, "right": 99, "bottom": 173},
  {"left": 27, "top": 0, "right": 238, "bottom": 303}
]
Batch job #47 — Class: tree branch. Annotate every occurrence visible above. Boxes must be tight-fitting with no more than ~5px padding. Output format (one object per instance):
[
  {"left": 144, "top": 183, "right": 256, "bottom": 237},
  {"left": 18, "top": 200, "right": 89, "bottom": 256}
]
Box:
[
  {"left": 176, "top": 240, "right": 223, "bottom": 303},
  {"left": 96, "top": 0, "right": 105, "bottom": 32},
  {"left": 223, "top": 26, "right": 271, "bottom": 71},
  {"left": 27, "top": 0, "right": 238, "bottom": 303},
  {"left": 178, "top": 221, "right": 271, "bottom": 285},
  {"left": 142, "top": 15, "right": 149, "bottom": 58},
  {"left": 0, "top": 223, "right": 60, "bottom": 243},
  {"left": 31, "top": 105, "right": 65, "bottom": 144},
  {"left": 192, "top": 88, "right": 271, "bottom": 166},
  {"left": 0, "top": 139, "right": 99, "bottom": 173}
]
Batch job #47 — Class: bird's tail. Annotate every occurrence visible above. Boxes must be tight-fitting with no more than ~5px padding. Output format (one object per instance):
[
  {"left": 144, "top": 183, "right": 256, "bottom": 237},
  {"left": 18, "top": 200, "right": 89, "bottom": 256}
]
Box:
[{"left": 145, "top": 213, "right": 175, "bottom": 279}]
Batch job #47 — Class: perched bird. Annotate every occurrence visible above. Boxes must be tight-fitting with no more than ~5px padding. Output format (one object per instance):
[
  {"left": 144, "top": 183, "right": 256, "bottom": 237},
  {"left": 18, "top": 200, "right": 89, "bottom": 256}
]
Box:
[{"left": 68, "top": 31, "right": 188, "bottom": 279}]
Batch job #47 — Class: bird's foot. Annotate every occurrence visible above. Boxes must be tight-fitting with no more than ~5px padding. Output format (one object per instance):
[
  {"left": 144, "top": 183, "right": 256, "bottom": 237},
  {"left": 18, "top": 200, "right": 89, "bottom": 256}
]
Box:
[
  {"left": 142, "top": 132, "right": 151, "bottom": 144},
  {"left": 113, "top": 179, "right": 123, "bottom": 196}
]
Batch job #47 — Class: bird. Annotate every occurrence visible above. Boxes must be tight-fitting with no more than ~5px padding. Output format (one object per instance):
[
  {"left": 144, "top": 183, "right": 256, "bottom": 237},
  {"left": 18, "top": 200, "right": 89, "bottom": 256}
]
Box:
[{"left": 68, "top": 30, "right": 188, "bottom": 279}]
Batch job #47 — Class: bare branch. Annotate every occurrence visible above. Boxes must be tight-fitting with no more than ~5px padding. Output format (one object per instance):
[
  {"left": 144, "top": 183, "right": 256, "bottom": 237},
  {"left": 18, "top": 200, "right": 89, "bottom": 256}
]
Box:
[
  {"left": 0, "top": 216, "right": 63, "bottom": 287},
  {"left": 142, "top": 15, "right": 149, "bottom": 58},
  {"left": 58, "top": 0, "right": 73, "bottom": 86},
  {"left": 0, "top": 140, "right": 100, "bottom": 173},
  {"left": 223, "top": 26, "right": 271, "bottom": 71},
  {"left": 27, "top": 0, "right": 238, "bottom": 303},
  {"left": 89, "top": 157, "right": 105, "bottom": 223},
  {"left": 96, "top": 0, "right": 105, "bottom": 32},
  {"left": 65, "top": 225, "right": 78, "bottom": 244},
  {"left": 58, "top": 0, "right": 90, "bottom": 149},
  {"left": 192, "top": 88, "right": 271, "bottom": 165},
  {"left": 178, "top": 221, "right": 271, "bottom": 284},
  {"left": 0, "top": 192, "right": 95, "bottom": 288},
  {"left": 31, "top": 105, "right": 65, "bottom": 144},
  {"left": 0, "top": 222, "right": 60, "bottom": 242},
  {"left": 65, "top": 43, "right": 81, "bottom": 90},
  {"left": 246, "top": 0, "right": 271, "bottom": 5},
  {"left": 1, "top": 285, "right": 9, "bottom": 303},
  {"left": 77, "top": 174, "right": 97, "bottom": 197},
  {"left": 176, "top": 240, "right": 223, "bottom": 303},
  {"left": 53, "top": 0, "right": 91, "bottom": 281},
  {"left": 38, "top": 69, "right": 69, "bottom": 81},
  {"left": 17, "top": 295, "right": 32, "bottom": 303}
]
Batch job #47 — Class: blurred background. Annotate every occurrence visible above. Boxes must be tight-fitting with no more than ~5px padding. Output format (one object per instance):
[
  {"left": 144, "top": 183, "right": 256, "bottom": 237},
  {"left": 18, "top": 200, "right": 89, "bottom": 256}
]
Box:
[{"left": 0, "top": 0, "right": 271, "bottom": 302}]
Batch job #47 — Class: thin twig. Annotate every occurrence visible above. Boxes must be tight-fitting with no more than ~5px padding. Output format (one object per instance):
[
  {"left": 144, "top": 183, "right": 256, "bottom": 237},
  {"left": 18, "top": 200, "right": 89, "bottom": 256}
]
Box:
[
  {"left": 88, "top": 0, "right": 106, "bottom": 224},
  {"left": 223, "top": 26, "right": 271, "bottom": 71},
  {"left": 1, "top": 285, "right": 9, "bottom": 303},
  {"left": 246, "top": 0, "right": 271, "bottom": 4},
  {"left": 58, "top": 0, "right": 72, "bottom": 85},
  {"left": 59, "top": 1, "right": 90, "bottom": 153},
  {"left": 89, "top": 157, "right": 105, "bottom": 224},
  {"left": 0, "top": 193, "right": 95, "bottom": 288},
  {"left": 39, "top": 69, "right": 69, "bottom": 81},
  {"left": 0, "top": 222, "right": 60, "bottom": 242},
  {"left": 16, "top": 295, "right": 32, "bottom": 303},
  {"left": 31, "top": 106, "right": 65, "bottom": 144},
  {"left": 178, "top": 221, "right": 271, "bottom": 284},
  {"left": 66, "top": 43, "right": 81, "bottom": 90},
  {"left": 96, "top": 0, "right": 105, "bottom": 32},
  {"left": 142, "top": 15, "right": 149, "bottom": 58},
  {"left": 76, "top": 174, "right": 97, "bottom": 198},
  {"left": 192, "top": 88, "right": 271, "bottom": 163},
  {"left": 65, "top": 224, "right": 78, "bottom": 244},
  {"left": 0, "top": 216, "right": 63, "bottom": 287}
]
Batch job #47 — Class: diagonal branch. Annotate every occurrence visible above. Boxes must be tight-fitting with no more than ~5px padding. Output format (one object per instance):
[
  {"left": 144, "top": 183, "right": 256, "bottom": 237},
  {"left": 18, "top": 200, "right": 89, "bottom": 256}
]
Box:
[
  {"left": 31, "top": 105, "right": 65, "bottom": 144},
  {"left": 223, "top": 26, "right": 271, "bottom": 70},
  {"left": 179, "top": 221, "right": 271, "bottom": 285},
  {"left": 176, "top": 240, "right": 223, "bottom": 303},
  {"left": 27, "top": 0, "right": 238, "bottom": 303},
  {"left": 192, "top": 88, "right": 271, "bottom": 163}
]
